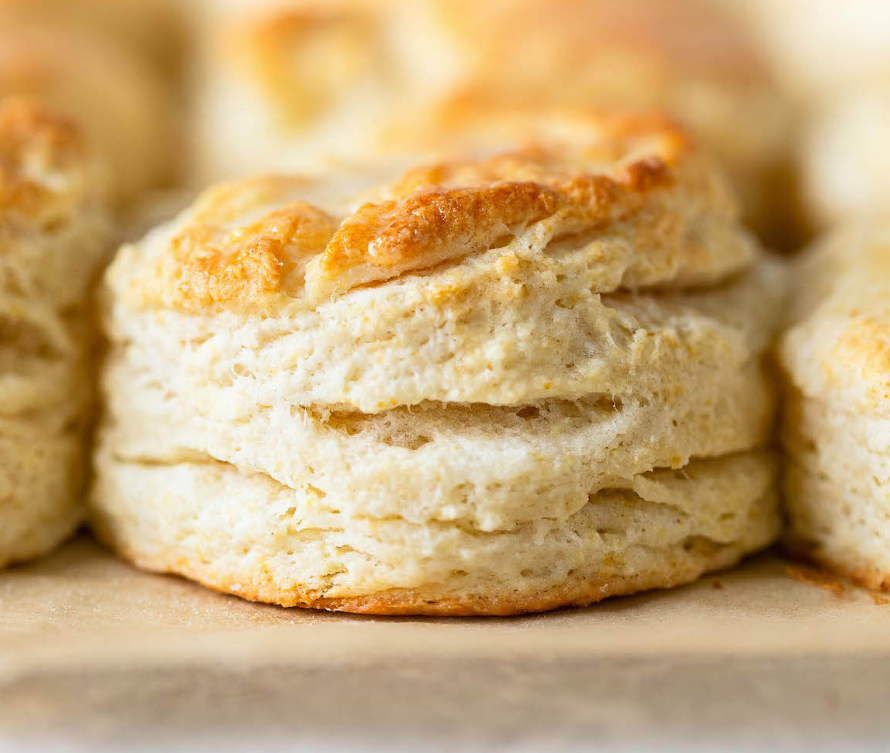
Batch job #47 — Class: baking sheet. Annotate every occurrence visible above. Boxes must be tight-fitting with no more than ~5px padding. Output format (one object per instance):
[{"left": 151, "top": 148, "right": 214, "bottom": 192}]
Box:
[{"left": 2, "top": 534, "right": 890, "bottom": 751}]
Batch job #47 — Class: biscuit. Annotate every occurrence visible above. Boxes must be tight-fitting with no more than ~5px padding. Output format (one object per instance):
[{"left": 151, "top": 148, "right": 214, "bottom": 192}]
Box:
[
  {"left": 0, "top": 100, "right": 109, "bottom": 307},
  {"left": 0, "top": 98, "right": 110, "bottom": 568},
  {"left": 192, "top": 0, "right": 793, "bottom": 247},
  {"left": 0, "top": 25, "right": 175, "bottom": 204},
  {"left": 93, "top": 115, "right": 782, "bottom": 614},
  {"left": 779, "top": 225, "right": 890, "bottom": 590}
]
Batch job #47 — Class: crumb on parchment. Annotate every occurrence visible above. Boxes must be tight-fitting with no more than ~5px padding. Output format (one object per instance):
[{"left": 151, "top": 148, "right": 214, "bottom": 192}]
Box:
[{"left": 785, "top": 565, "right": 845, "bottom": 596}]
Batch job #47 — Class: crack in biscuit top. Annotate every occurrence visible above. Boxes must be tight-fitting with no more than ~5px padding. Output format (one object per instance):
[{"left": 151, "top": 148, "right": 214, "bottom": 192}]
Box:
[{"left": 136, "top": 115, "right": 748, "bottom": 314}]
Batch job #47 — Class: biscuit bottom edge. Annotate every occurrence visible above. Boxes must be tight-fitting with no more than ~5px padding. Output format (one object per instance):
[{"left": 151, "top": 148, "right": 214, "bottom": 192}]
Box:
[
  {"left": 784, "top": 463, "right": 890, "bottom": 593},
  {"left": 90, "top": 452, "right": 780, "bottom": 616}
]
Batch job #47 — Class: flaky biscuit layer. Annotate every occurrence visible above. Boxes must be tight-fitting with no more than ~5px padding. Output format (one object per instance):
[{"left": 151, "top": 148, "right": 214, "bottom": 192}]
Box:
[
  {"left": 0, "top": 416, "right": 84, "bottom": 569},
  {"left": 92, "top": 451, "right": 779, "bottom": 616}
]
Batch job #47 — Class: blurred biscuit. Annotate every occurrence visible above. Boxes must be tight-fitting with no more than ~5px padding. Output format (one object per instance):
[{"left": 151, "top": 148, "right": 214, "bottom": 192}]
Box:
[
  {"left": 0, "top": 25, "right": 175, "bottom": 205},
  {"left": 780, "top": 225, "right": 890, "bottom": 590},
  {"left": 93, "top": 114, "right": 782, "bottom": 614},
  {"left": 192, "top": 0, "right": 793, "bottom": 246},
  {"left": 0, "top": 98, "right": 109, "bottom": 568}
]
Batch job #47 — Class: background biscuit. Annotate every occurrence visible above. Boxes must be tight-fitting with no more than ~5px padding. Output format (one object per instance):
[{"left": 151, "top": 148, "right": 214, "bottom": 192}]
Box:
[{"left": 0, "top": 98, "right": 110, "bottom": 568}]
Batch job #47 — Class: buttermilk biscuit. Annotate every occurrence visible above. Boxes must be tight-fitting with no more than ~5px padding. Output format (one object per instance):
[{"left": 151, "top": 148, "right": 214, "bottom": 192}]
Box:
[
  {"left": 192, "top": 0, "right": 792, "bottom": 247},
  {"left": 0, "top": 98, "right": 110, "bottom": 568},
  {"left": 94, "top": 115, "right": 783, "bottom": 615},
  {"left": 780, "top": 226, "right": 890, "bottom": 590},
  {"left": 0, "top": 25, "right": 175, "bottom": 205}
]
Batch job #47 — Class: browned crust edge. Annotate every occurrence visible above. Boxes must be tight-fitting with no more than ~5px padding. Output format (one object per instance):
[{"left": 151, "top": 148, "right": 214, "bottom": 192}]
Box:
[
  {"left": 783, "top": 536, "right": 890, "bottom": 594},
  {"left": 92, "top": 528, "right": 774, "bottom": 617}
]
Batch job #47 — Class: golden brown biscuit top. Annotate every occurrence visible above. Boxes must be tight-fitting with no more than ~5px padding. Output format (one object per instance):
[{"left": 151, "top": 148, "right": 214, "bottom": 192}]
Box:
[
  {"left": 0, "top": 96, "right": 102, "bottom": 224},
  {"left": 782, "top": 226, "right": 890, "bottom": 407},
  {"left": 126, "top": 112, "right": 750, "bottom": 315}
]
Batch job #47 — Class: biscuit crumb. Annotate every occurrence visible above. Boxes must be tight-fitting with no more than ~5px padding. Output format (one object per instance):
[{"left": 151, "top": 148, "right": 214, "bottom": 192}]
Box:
[
  {"left": 872, "top": 594, "right": 888, "bottom": 606},
  {"left": 785, "top": 565, "right": 845, "bottom": 595}
]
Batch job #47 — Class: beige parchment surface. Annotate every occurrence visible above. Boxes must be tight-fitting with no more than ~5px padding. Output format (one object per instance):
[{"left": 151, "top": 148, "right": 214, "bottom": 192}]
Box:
[{"left": 2, "top": 534, "right": 890, "bottom": 751}]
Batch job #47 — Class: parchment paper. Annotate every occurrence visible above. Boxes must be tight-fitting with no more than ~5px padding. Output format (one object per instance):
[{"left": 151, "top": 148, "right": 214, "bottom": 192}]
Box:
[{"left": 2, "top": 535, "right": 890, "bottom": 752}]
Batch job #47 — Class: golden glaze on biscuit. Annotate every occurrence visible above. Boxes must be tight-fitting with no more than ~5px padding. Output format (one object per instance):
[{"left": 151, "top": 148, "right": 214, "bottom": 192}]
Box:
[
  {"left": 311, "top": 147, "right": 677, "bottom": 298},
  {"left": 236, "top": 0, "right": 765, "bottom": 125},
  {"left": 139, "top": 115, "right": 743, "bottom": 312}
]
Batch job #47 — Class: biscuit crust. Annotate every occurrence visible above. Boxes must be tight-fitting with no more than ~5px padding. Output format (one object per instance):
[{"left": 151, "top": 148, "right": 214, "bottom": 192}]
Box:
[{"left": 125, "top": 115, "right": 751, "bottom": 314}]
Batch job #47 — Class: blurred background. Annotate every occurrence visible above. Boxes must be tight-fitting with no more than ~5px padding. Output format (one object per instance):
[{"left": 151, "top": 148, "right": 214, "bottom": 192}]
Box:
[{"left": 0, "top": 0, "right": 887, "bottom": 250}]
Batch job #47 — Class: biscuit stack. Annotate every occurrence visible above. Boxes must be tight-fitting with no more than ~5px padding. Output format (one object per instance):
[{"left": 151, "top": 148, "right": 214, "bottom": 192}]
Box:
[
  {"left": 780, "top": 226, "right": 890, "bottom": 590},
  {"left": 0, "top": 98, "right": 109, "bottom": 568},
  {"left": 93, "top": 113, "right": 783, "bottom": 614}
]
